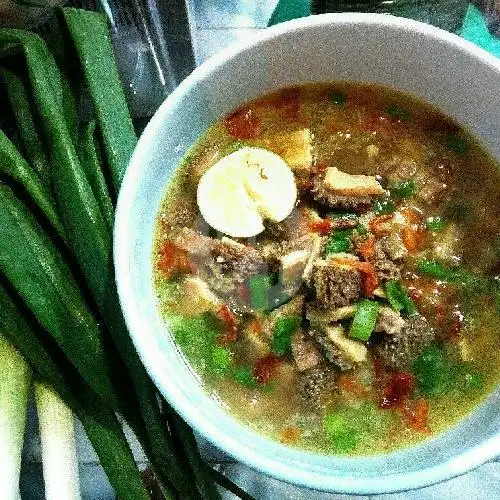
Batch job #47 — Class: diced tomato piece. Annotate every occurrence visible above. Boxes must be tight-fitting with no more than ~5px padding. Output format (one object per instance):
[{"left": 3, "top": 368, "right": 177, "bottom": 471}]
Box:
[
  {"left": 224, "top": 107, "right": 262, "bottom": 139},
  {"left": 380, "top": 372, "right": 414, "bottom": 409},
  {"left": 216, "top": 304, "right": 237, "bottom": 330},
  {"left": 157, "top": 241, "right": 192, "bottom": 277},
  {"left": 279, "top": 426, "right": 300, "bottom": 444},
  {"left": 402, "top": 398, "right": 431, "bottom": 433},
  {"left": 253, "top": 353, "right": 281, "bottom": 384},
  {"left": 356, "top": 261, "right": 379, "bottom": 297},
  {"left": 216, "top": 304, "right": 238, "bottom": 345},
  {"left": 401, "top": 226, "right": 425, "bottom": 252},
  {"left": 356, "top": 235, "right": 376, "bottom": 260},
  {"left": 309, "top": 217, "right": 334, "bottom": 235},
  {"left": 157, "top": 242, "right": 176, "bottom": 274}
]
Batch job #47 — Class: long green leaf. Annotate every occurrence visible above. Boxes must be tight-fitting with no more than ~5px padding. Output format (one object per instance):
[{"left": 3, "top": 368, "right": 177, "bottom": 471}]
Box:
[
  {"left": 0, "top": 67, "right": 51, "bottom": 188},
  {"left": 0, "top": 184, "right": 118, "bottom": 410},
  {"left": 0, "top": 130, "right": 65, "bottom": 241},
  {"left": 78, "top": 120, "right": 114, "bottom": 234},
  {"left": 0, "top": 26, "right": 218, "bottom": 499},
  {"left": 62, "top": 8, "right": 137, "bottom": 193},
  {"left": 0, "top": 283, "right": 151, "bottom": 500},
  {"left": 0, "top": 29, "right": 111, "bottom": 317}
]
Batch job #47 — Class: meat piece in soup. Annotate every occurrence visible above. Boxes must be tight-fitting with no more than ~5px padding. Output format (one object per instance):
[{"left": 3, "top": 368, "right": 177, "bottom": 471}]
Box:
[{"left": 153, "top": 83, "right": 500, "bottom": 455}]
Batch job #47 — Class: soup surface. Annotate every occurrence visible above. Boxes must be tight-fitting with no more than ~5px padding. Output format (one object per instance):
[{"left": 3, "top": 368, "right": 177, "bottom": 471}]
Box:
[{"left": 153, "top": 83, "right": 500, "bottom": 455}]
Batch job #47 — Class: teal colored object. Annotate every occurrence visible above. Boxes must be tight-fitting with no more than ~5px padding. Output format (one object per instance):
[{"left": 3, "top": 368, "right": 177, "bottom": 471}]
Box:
[
  {"left": 461, "top": 4, "right": 500, "bottom": 57},
  {"left": 268, "top": 0, "right": 312, "bottom": 26}
]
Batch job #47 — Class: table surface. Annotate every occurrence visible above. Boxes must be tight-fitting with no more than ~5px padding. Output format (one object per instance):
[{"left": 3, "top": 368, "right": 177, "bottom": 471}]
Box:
[{"left": 21, "top": 1, "right": 500, "bottom": 498}]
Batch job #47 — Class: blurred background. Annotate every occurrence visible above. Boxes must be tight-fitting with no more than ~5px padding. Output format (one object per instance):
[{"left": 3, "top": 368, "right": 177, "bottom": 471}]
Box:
[{"left": 2, "top": 0, "right": 498, "bottom": 120}]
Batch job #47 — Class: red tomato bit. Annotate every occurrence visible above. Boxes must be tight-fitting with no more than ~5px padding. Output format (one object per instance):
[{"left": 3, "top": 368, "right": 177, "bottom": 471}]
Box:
[
  {"left": 356, "top": 261, "right": 379, "bottom": 297},
  {"left": 401, "top": 225, "right": 426, "bottom": 252},
  {"left": 309, "top": 217, "right": 334, "bottom": 235},
  {"left": 216, "top": 304, "right": 238, "bottom": 345},
  {"left": 356, "top": 235, "right": 376, "bottom": 260},
  {"left": 253, "top": 353, "right": 282, "bottom": 385},
  {"left": 224, "top": 107, "right": 262, "bottom": 139},
  {"left": 157, "top": 241, "right": 192, "bottom": 278},
  {"left": 380, "top": 372, "right": 414, "bottom": 409}
]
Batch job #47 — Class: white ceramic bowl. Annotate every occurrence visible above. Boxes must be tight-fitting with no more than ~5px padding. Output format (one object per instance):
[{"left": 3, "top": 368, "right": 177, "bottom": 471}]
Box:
[{"left": 115, "top": 13, "right": 500, "bottom": 494}]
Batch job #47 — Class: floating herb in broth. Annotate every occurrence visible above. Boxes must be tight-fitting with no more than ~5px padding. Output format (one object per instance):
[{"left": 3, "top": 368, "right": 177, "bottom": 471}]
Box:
[{"left": 153, "top": 83, "right": 500, "bottom": 455}]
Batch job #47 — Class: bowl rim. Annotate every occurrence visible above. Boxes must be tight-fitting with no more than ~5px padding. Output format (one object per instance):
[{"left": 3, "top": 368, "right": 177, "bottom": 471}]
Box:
[{"left": 115, "top": 12, "right": 500, "bottom": 494}]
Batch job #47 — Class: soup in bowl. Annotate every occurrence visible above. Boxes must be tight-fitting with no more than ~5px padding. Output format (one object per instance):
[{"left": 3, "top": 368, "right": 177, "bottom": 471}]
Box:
[{"left": 115, "top": 14, "right": 500, "bottom": 493}]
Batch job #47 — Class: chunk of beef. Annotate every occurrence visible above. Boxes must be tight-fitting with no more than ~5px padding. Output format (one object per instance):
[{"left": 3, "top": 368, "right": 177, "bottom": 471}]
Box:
[
  {"left": 374, "top": 307, "right": 405, "bottom": 335},
  {"left": 265, "top": 220, "right": 289, "bottom": 240},
  {"left": 211, "top": 237, "right": 264, "bottom": 282},
  {"left": 374, "top": 240, "right": 401, "bottom": 283},
  {"left": 308, "top": 328, "right": 354, "bottom": 371},
  {"left": 311, "top": 259, "right": 362, "bottom": 309},
  {"left": 175, "top": 228, "right": 265, "bottom": 296},
  {"left": 312, "top": 167, "right": 385, "bottom": 211},
  {"left": 291, "top": 332, "right": 322, "bottom": 371},
  {"left": 298, "top": 365, "right": 337, "bottom": 407},
  {"left": 312, "top": 174, "right": 373, "bottom": 211},
  {"left": 376, "top": 315, "right": 435, "bottom": 370}
]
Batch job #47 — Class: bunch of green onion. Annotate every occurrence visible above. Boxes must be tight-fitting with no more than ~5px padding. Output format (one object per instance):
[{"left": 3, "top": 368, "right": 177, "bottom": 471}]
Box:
[{"left": 0, "top": 7, "right": 251, "bottom": 500}]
